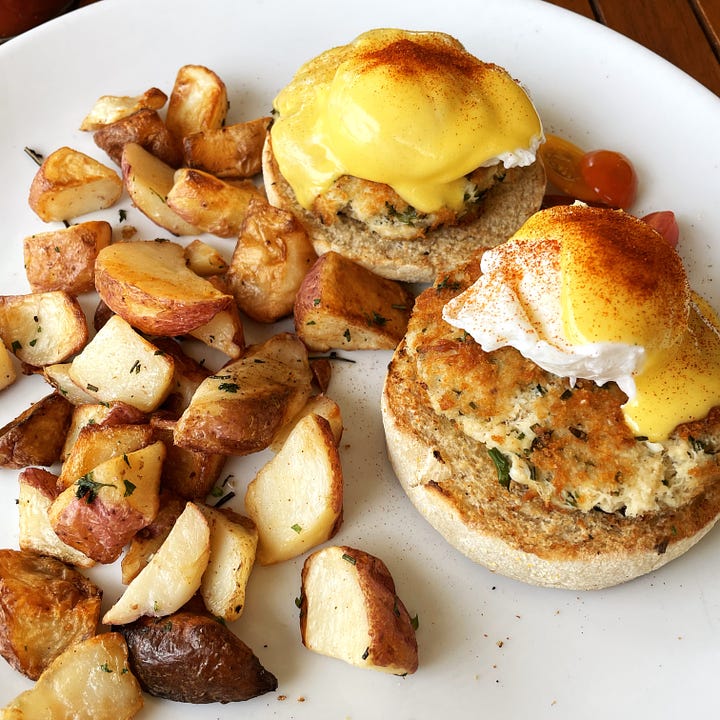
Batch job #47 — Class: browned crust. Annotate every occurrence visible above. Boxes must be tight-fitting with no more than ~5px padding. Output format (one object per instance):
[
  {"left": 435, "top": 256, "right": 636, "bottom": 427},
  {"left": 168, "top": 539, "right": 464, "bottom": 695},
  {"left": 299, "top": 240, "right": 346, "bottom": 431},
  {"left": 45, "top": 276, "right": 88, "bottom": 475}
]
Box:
[{"left": 263, "top": 134, "right": 546, "bottom": 283}]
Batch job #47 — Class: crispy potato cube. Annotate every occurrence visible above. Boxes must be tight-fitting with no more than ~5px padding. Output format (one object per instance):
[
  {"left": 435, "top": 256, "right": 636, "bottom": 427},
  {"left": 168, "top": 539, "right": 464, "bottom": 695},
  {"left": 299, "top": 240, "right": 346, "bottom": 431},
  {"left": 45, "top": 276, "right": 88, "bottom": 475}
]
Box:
[
  {"left": 227, "top": 198, "right": 318, "bottom": 323},
  {"left": 93, "top": 108, "right": 182, "bottom": 168},
  {"left": 183, "top": 116, "right": 272, "bottom": 178},
  {"left": 270, "top": 393, "right": 343, "bottom": 451},
  {"left": 58, "top": 422, "right": 154, "bottom": 490},
  {"left": 0, "top": 291, "right": 88, "bottom": 367},
  {"left": 0, "top": 393, "right": 73, "bottom": 469},
  {"left": 121, "top": 491, "right": 186, "bottom": 584},
  {"left": 300, "top": 546, "right": 418, "bottom": 675},
  {"left": 294, "top": 251, "right": 415, "bottom": 351},
  {"left": 184, "top": 238, "right": 228, "bottom": 276},
  {"left": 18, "top": 468, "right": 95, "bottom": 567},
  {"left": 245, "top": 413, "right": 343, "bottom": 565},
  {"left": 43, "top": 363, "right": 98, "bottom": 405},
  {"left": 186, "top": 303, "right": 245, "bottom": 360},
  {"left": 103, "top": 502, "right": 210, "bottom": 625},
  {"left": 166, "top": 169, "right": 264, "bottom": 238},
  {"left": 79, "top": 86, "right": 168, "bottom": 131},
  {"left": 198, "top": 504, "right": 257, "bottom": 622},
  {"left": 174, "top": 332, "right": 313, "bottom": 455},
  {"left": 49, "top": 441, "right": 165, "bottom": 564},
  {"left": 95, "top": 240, "right": 233, "bottom": 336},
  {"left": 0, "top": 632, "right": 143, "bottom": 719},
  {"left": 120, "top": 142, "right": 201, "bottom": 235},
  {"left": 23, "top": 220, "right": 112, "bottom": 295},
  {"left": 0, "top": 549, "right": 102, "bottom": 679},
  {"left": 0, "top": 340, "right": 16, "bottom": 392},
  {"left": 69, "top": 315, "right": 175, "bottom": 412},
  {"left": 166, "top": 64, "right": 228, "bottom": 141},
  {"left": 118, "top": 610, "right": 277, "bottom": 703},
  {"left": 28, "top": 146, "right": 122, "bottom": 222}
]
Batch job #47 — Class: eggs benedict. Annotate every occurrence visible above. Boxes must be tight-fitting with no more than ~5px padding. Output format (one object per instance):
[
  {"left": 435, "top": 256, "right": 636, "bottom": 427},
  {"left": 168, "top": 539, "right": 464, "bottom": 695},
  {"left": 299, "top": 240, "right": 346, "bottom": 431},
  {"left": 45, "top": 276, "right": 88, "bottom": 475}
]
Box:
[
  {"left": 381, "top": 204, "right": 720, "bottom": 589},
  {"left": 263, "top": 28, "right": 547, "bottom": 282}
]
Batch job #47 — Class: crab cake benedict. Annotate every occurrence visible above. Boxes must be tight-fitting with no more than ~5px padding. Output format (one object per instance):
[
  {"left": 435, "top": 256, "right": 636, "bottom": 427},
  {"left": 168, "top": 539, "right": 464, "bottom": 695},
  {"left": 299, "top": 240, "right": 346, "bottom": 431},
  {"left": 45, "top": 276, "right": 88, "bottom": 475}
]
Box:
[
  {"left": 263, "top": 28, "right": 546, "bottom": 282},
  {"left": 382, "top": 204, "right": 720, "bottom": 590}
]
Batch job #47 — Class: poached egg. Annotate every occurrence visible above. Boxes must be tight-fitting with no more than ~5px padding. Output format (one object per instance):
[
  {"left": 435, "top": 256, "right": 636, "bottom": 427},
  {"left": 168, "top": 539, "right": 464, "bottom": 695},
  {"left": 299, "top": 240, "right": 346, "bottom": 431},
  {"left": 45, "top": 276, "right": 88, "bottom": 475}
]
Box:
[
  {"left": 270, "top": 28, "right": 544, "bottom": 214},
  {"left": 442, "top": 204, "right": 720, "bottom": 441}
]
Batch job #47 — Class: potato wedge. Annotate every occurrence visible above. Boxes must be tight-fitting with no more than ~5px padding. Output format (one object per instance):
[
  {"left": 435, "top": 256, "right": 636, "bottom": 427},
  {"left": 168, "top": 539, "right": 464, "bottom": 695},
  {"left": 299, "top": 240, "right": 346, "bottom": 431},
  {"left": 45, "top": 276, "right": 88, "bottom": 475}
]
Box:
[
  {"left": 0, "top": 392, "right": 73, "bottom": 469},
  {"left": 95, "top": 240, "right": 233, "bottom": 336},
  {"left": 184, "top": 238, "right": 228, "bottom": 276},
  {"left": 0, "top": 291, "right": 88, "bottom": 367},
  {"left": 49, "top": 441, "right": 165, "bottom": 564},
  {"left": 166, "top": 169, "right": 264, "bottom": 238},
  {"left": 58, "top": 422, "right": 154, "bottom": 490},
  {"left": 183, "top": 116, "right": 272, "bottom": 178},
  {"left": 120, "top": 491, "right": 186, "bottom": 584},
  {"left": 174, "top": 332, "right": 313, "bottom": 455},
  {"left": 166, "top": 64, "right": 228, "bottom": 141},
  {"left": 198, "top": 504, "right": 257, "bottom": 622},
  {"left": 0, "top": 340, "right": 16, "bottom": 392},
  {"left": 103, "top": 501, "right": 210, "bottom": 625},
  {"left": 227, "top": 197, "right": 317, "bottom": 322},
  {"left": 28, "top": 146, "right": 122, "bottom": 222},
  {"left": 245, "top": 413, "right": 343, "bottom": 565},
  {"left": 0, "top": 548, "right": 102, "bottom": 679},
  {"left": 186, "top": 303, "right": 245, "bottom": 360},
  {"left": 23, "top": 220, "right": 112, "bottom": 295},
  {"left": 17, "top": 468, "right": 95, "bottom": 568},
  {"left": 269, "top": 393, "right": 343, "bottom": 451},
  {"left": 300, "top": 546, "right": 418, "bottom": 675},
  {"left": 44, "top": 363, "right": 99, "bottom": 405},
  {"left": 118, "top": 610, "right": 277, "bottom": 703},
  {"left": 120, "top": 142, "right": 201, "bottom": 235},
  {"left": 79, "top": 87, "right": 168, "bottom": 131},
  {"left": 294, "top": 251, "right": 415, "bottom": 351},
  {"left": 68, "top": 315, "right": 175, "bottom": 412},
  {"left": 93, "top": 108, "right": 183, "bottom": 168},
  {"left": 0, "top": 632, "right": 143, "bottom": 719}
]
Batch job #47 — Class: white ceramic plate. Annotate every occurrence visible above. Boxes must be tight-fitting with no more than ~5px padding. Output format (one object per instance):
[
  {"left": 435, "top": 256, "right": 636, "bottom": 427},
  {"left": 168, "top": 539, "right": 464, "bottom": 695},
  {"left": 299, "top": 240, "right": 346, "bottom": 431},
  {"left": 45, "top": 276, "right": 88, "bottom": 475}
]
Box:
[{"left": 1, "top": 0, "right": 719, "bottom": 717}]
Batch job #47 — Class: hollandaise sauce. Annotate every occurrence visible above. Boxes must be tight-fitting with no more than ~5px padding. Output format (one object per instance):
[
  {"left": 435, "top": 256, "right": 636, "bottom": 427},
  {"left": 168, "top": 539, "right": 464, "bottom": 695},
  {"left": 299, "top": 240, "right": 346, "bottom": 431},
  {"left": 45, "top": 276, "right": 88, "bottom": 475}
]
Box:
[{"left": 271, "top": 28, "right": 543, "bottom": 213}]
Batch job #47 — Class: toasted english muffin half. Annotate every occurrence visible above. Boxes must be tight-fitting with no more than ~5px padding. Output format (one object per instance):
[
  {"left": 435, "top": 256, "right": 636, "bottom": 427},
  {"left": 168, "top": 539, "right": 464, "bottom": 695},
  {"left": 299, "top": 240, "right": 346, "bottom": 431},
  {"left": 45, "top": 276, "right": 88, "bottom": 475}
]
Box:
[
  {"left": 381, "top": 256, "right": 720, "bottom": 590},
  {"left": 262, "top": 134, "right": 546, "bottom": 283}
]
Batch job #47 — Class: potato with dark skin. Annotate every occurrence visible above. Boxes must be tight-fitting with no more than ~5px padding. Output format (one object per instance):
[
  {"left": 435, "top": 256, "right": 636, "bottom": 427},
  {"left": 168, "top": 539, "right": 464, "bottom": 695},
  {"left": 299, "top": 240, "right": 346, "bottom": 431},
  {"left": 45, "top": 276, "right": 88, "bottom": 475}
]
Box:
[
  {"left": 0, "top": 548, "right": 102, "bottom": 680},
  {"left": 117, "top": 609, "right": 278, "bottom": 703}
]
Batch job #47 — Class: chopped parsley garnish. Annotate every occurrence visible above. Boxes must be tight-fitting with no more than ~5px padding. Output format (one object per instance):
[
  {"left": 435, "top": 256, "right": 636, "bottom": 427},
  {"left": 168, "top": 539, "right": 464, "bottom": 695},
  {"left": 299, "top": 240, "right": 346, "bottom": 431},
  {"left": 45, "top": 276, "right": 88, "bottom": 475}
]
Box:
[
  {"left": 487, "top": 447, "right": 511, "bottom": 488},
  {"left": 75, "top": 472, "right": 115, "bottom": 503}
]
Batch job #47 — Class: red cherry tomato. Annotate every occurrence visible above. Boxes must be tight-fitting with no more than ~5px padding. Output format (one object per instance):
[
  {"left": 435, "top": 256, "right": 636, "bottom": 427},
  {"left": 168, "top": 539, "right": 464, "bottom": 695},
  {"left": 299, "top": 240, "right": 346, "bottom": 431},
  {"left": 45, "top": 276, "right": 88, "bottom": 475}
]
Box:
[
  {"left": 579, "top": 149, "right": 638, "bottom": 210},
  {"left": 641, "top": 211, "right": 679, "bottom": 247}
]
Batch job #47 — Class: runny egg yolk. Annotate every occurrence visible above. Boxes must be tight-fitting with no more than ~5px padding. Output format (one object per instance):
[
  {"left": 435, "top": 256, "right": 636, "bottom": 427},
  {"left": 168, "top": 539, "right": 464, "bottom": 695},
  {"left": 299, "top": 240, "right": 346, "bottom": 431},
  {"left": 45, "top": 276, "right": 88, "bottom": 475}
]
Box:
[{"left": 270, "top": 28, "right": 543, "bottom": 213}]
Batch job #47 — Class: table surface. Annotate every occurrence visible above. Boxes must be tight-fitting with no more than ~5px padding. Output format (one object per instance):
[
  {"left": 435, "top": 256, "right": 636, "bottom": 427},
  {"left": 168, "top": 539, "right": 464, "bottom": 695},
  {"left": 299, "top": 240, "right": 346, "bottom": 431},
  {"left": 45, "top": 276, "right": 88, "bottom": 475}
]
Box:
[{"left": 545, "top": 0, "right": 720, "bottom": 97}]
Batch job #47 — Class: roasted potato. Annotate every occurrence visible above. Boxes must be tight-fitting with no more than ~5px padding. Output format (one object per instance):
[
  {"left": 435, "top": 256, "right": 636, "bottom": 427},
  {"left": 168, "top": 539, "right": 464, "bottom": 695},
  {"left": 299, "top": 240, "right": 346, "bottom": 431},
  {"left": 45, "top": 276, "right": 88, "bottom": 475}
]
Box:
[
  {"left": 300, "top": 546, "right": 418, "bottom": 675},
  {"left": 17, "top": 468, "right": 95, "bottom": 568},
  {"left": 245, "top": 413, "right": 343, "bottom": 565},
  {"left": 198, "top": 504, "right": 257, "bottom": 622},
  {"left": 28, "top": 146, "right": 122, "bottom": 222},
  {"left": 183, "top": 116, "right": 272, "bottom": 178},
  {"left": 166, "top": 64, "right": 228, "bottom": 141},
  {"left": 120, "top": 142, "right": 201, "bottom": 235},
  {"left": 0, "top": 392, "right": 73, "bottom": 469},
  {"left": 43, "top": 362, "right": 99, "bottom": 405},
  {"left": 79, "top": 86, "right": 168, "bottom": 131},
  {"left": 0, "top": 340, "right": 16, "bottom": 392},
  {"left": 23, "top": 220, "right": 112, "bottom": 295},
  {"left": 0, "top": 632, "right": 143, "bottom": 719},
  {"left": 294, "top": 250, "right": 415, "bottom": 351},
  {"left": 174, "top": 332, "right": 313, "bottom": 455},
  {"left": 0, "top": 290, "right": 88, "bottom": 368},
  {"left": 166, "top": 169, "right": 264, "bottom": 238},
  {"left": 186, "top": 303, "right": 246, "bottom": 360},
  {"left": 184, "top": 238, "right": 229, "bottom": 276},
  {"left": 49, "top": 441, "right": 165, "bottom": 564},
  {"left": 103, "top": 502, "right": 210, "bottom": 625},
  {"left": 269, "top": 393, "right": 344, "bottom": 451},
  {"left": 117, "top": 609, "right": 277, "bottom": 703},
  {"left": 226, "top": 197, "right": 318, "bottom": 322},
  {"left": 68, "top": 315, "right": 175, "bottom": 412},
  {"left": 94, "top": 240, "right": 234, "bottom": 336},
  {"left": 93, "top": 108, "right": 183, "bottom": 168},
  {"left": 0, "top": 548, "right": 102, "bottom": 679}
]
